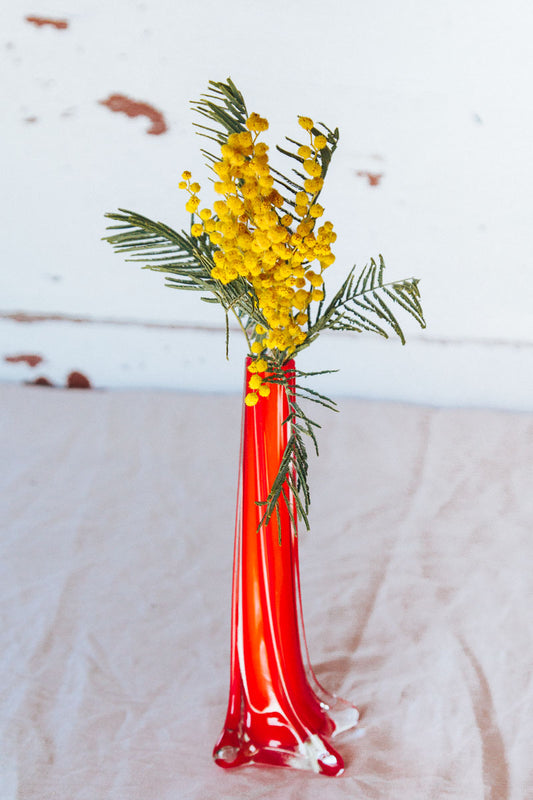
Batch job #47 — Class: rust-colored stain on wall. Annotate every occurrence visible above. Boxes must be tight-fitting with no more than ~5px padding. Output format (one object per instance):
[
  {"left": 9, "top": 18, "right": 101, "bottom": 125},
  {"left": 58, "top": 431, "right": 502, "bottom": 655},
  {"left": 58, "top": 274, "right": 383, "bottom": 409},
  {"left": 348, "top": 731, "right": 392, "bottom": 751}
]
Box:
[
  {"left": 99, "top": 94, "right": 168, "bottom": 135},
  {"left": 25, "top": 16, "right": 69, "bottom": 30},
  {"left": 28, "top": 376, "right": 54, "bottom": 386},
  {"left": 5, "top": 353, "right": 43, "bottom": 367},
  {"left": 357, "top": 171, "right": 383, "bottom": 187},
  {"left": 67, "top": 371, "right": 92, "bottom": 389}
]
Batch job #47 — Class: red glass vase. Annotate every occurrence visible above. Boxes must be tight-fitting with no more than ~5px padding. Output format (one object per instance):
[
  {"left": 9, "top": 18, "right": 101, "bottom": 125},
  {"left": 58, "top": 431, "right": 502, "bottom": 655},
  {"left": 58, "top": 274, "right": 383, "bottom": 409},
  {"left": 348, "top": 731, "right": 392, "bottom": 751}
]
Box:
[{"left": 213, "top": 358, "right": 359, "bottom": 776}]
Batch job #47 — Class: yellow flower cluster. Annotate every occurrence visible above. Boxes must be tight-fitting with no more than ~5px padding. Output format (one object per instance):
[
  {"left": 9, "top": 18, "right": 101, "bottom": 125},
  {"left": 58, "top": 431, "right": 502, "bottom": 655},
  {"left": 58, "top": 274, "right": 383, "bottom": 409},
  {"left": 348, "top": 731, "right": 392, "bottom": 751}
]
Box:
[{"left": 180, "top": 113, "right": 337, "bottom": 406}]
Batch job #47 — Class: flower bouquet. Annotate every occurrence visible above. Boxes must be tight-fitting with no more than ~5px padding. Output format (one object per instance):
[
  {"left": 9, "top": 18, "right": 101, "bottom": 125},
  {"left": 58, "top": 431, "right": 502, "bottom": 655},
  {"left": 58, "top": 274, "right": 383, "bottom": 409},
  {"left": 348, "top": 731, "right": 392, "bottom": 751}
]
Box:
[{"left": 104, "top": 78, "right": 425, "bottom": 776}]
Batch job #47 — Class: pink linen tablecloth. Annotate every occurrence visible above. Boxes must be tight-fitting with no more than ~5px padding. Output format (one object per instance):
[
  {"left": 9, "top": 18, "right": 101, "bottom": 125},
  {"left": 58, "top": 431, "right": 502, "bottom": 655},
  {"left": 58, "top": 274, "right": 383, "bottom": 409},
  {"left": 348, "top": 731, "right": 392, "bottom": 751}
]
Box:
[{"left": 1, "top": 384, "right": 532, "bottom": 800}]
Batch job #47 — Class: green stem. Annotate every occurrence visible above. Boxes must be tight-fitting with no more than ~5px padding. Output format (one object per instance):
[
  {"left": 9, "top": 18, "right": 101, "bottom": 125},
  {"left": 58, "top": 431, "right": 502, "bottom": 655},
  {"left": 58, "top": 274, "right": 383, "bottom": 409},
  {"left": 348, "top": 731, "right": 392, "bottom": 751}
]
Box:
[{"left": 231, "top": 306, "right": 252, "bottom": 352}]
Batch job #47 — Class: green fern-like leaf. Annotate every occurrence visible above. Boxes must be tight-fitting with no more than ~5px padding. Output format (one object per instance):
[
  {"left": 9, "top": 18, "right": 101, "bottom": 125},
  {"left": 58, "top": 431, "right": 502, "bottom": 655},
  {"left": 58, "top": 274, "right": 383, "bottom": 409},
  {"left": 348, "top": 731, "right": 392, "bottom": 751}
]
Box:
[
  {"left": 255, "top": 364, "right": 339, "bottom": 532},
  {"left": 104, "top": 209, "right": 216, "bottom": 291},
  {"left": 103, "top": 208, "right": 266, "bottom": 349},
  {"left": 190, "top": 78, "right": 248, "bottom": 156},
  {"left": 303, "top": 255, "right": 425, "bottom": 348}
]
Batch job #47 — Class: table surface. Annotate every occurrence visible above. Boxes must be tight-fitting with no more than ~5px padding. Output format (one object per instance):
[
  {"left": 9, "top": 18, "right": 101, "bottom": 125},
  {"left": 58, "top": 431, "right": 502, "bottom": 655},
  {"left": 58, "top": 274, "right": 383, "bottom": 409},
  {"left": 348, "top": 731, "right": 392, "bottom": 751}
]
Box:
[{"left": 1, "top": 384, "right": 532, "bottom": 800}]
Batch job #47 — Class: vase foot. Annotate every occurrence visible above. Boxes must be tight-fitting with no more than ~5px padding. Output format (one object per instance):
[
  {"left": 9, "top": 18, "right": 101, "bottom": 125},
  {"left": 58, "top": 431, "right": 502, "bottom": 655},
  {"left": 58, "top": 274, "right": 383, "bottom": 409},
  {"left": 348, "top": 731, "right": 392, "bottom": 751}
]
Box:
[
  {"left": 301, "top": 667, "right": 359, "bottom": 736},
  {"left": 213, "top": 730, "right": 345, "bottom": 776},
  {"left": 317, "top": 694, "right": 359, "bottom": 737}
]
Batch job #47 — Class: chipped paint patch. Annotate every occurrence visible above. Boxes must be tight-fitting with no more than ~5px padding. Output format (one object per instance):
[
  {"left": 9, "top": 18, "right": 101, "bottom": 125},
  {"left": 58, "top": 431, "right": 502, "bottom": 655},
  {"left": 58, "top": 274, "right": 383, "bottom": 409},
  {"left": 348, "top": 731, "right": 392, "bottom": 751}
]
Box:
[
  {"left": 5, "top": 354, "right": 43, "bottom": 367},
  {"left": 67, "top": 371, "right": 92, "bottom": 389},
  {"left": 25, "top": 16, "right": 68, "bottom": 30},
  {"left": 356, "top": 171, "right": 383, "bottom": 187},
  {"left": 28, "top": 376, "right": 54, "bottom": 387},
  {"left": 99, "top": 94, "right": 167, "bottom": 135}
]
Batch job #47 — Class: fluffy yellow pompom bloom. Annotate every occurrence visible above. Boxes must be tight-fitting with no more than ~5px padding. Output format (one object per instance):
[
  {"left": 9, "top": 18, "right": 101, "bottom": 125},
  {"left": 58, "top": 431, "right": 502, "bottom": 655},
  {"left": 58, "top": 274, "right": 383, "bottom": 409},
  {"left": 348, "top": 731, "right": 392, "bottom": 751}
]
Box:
[
  {"left": 248, "top": 373, "right": 263, "bottom": 390},
  {"left": 199, "top": 208, "right": 212, "bottom": 221},
  {"left": 312, "top": 289, "right": 325, "bottom": 301},
  {"left": 246, "top": 112, "right": 269, "bottom": 132},
  {"left": 242, "top": 251, "right": 257, "bottom": 271},
  {"left": 251, "top": 231, "right": 270, "bottom": 252},
  {"left": 298, "top": 145, "right": 312, "bottom": 159},
  {"left": 255, "top": 324, "right": 267, "bottom": 335},
  {"left": 221, "top": 220, "right": 238, "bottom": 239},
  {"left": 303, "top": 159, "right": 322, "bottom": 177},
  {"left": 237, "top": 231, "right": 252, "bottom": 250},
  {"left": 268, "top": 190, "right": 284, "bottom": 208},
  {"left": 254, "top": 358, "right": 268, "bottom": 372},
  {"left": 178, "top": 181, "right": 187, "bottom": 190},
  {"left": 308, "top": 272, "right": 324, "bottom": 287},
  {"left": 226, "top": 196, "right": 245, "bottom": 215},
  {"left": 296, "top": 220, "right": 313, "bottom": 236},
  {"left": 191, "top": 223, "right": 203, "bottom": 237},
  {"left": 213, "top": 200, "right": 227, "bottom": 216},
  {"left": 298, "top": 116, "right": 314, "bottom": 130},
  {"left": 258, "top": 175, "right": 274, "bottom": 191},
  {"left": 258, "top": 384, "right": 271, "bottom": 397},
  {"left": 229, "top": 151, "right": 245, "bottom": 167},
  {"left": 244, "top": 392, "right": 259, "bottom": 406},
  {"left": 270, "top": 243, "right": 286, "bottom": 259},
  {"left": 181, "top": 170, "right": 192, "bottom": 180},
  {"left": 293, "top": 289, "right": 310, "bottom": 310},
  {"left": 213, "top": 159, "right": 230, "bottom": 175},
  {"left": 309, "top": 203, "right": 324, "bottom": 218},
  {"left": 190, "top": 182, "right": 201, "bottom": 193},
  {"left": 267, "top": 226, "right": 287, "bottom": 244},
  {"left": 314, "top": 134, "right": 327, "bottom": 150},
  {"left": 295, "top": 191, "right": 308, "bottom": 206},
  {"left": 304, "top": 177, "right": 324, "bottom": 194},
  {"left": 281, "top": 214, "right": 293, "bottom": 227},
  {"left": 294, "top": 204, "right": 308, "bottom": 218},
  {"left": 250, "top": 341, "right": 264, "bottom": 355},
  {"left": 185, "top": 196, "right": 200, "bottom": 212},
  {"left": 237, "top": 130, "right": 253, "bottom": 149}
]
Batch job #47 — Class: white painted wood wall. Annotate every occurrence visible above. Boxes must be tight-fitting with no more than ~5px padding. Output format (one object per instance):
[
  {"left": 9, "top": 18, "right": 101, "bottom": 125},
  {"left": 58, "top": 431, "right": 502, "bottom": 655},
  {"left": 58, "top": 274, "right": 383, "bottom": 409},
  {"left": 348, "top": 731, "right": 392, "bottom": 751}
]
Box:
[{"left": 2, "top": 0, "right": 532, "bottom": 409}]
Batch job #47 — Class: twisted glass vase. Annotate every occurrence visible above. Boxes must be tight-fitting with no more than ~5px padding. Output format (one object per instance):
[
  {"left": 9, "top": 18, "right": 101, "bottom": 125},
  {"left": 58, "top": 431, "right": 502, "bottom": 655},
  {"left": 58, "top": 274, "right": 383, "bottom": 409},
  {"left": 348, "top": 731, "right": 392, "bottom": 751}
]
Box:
[{"left": 213, "top": 358, "right": 359, "bottom": 776}]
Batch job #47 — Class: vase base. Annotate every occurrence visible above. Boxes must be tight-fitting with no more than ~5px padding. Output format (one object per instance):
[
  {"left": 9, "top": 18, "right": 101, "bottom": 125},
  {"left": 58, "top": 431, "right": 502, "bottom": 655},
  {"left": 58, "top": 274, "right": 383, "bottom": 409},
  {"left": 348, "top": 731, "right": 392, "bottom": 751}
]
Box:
[
  {"left": 213, "top": 731, "right": 345, "bottom": 776},
  {"left": 319, "top": 695, "right": 360, "bottom": 737}
]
